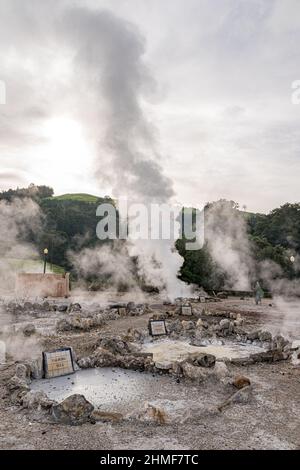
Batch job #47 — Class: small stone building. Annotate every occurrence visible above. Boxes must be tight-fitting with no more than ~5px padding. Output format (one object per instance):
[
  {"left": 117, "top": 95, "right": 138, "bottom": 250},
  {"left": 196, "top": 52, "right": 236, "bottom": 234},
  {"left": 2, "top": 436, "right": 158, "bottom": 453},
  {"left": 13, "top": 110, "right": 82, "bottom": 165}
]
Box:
[{"left": 16, "top": 273, "right": 70, "bottom": 298}]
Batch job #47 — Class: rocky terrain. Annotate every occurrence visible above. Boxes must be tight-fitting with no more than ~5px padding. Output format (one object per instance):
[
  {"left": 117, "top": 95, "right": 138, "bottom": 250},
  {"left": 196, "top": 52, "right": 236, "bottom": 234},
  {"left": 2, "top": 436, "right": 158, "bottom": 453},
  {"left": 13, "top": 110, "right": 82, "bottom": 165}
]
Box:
[{"left": 0, "top": 296, "right": 299, "bottom": 450}]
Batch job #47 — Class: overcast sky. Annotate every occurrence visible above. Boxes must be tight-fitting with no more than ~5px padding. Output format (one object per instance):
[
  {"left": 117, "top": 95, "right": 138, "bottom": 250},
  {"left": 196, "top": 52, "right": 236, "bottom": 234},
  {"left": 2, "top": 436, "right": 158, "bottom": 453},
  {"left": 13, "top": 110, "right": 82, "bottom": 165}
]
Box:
[{"left": 0, "top": 0, "right": 299, "bottom": 213}]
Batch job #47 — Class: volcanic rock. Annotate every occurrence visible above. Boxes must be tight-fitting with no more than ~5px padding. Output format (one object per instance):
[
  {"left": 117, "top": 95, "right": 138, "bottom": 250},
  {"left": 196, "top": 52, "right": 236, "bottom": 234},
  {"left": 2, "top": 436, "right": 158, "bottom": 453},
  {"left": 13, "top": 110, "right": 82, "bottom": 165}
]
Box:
[
  {"left": 68, "top": 303, "right": 82, "bottom": 312},
  {"left": 272, "top": 335, "right": 289, "bottom": 351},
  {"left": 7, "top": 375, "right": 30, "bottom": 403},
  {"left": 258, "top": 331, "right": 272, "bottom": 342},
  {"left": 247, "top": 331, "right": 260, "bottom": 341},
  {"left": 51, "top": 394, "right": 94, "bottom": 425},
  {"left": 22, "top": 390, "right": 55, "bottom": 410},
  {"left": 213, "top": 362, "right": 230, "bottom": 380},
  {"left": 15, "top": 363, "right": 31, "bottom": 381},
  {"left": 219, "top": 319, "right": 230, "bottom": 329},
  {"left": 188, "top": 352, "right": 216, "bottom": 368},
  {"left": 57, "top": 304, "right": 68, "bottom": 312},
  {"left": 23, "top": 323, "right": 36, "bottom": 336},
  {"left": 181, "top": 362, "right": 207, "bottom": 382},
  {"left": 181, "top": 320, "right": 195, "bottom": 331},
  {"left": 232, "top": 375, "right": 251, "bottom": 389},
  {"left": 8, "top": 375, "right": 29, "bottom": 391}
]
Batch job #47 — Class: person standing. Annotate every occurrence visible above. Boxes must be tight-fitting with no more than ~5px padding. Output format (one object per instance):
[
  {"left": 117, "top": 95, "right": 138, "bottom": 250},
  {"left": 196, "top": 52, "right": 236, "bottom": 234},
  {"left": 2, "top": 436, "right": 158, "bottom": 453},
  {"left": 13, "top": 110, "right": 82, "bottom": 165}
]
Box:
[{"left": 254, "top": 281, "right": 263, "bottom": 305}]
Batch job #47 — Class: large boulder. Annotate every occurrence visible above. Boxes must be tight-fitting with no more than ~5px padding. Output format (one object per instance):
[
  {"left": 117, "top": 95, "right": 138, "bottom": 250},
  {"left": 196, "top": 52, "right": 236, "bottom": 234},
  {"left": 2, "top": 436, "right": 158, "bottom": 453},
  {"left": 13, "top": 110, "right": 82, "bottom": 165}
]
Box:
[
  {"left": 57, "top": 304, "right": 68, "bottom": 312},
  {"left": 232, "top": 375, "right": 251, "bottom": 389},
  {"left": 26, "top": 359, "right": 43, "bottom": 379},
  {"left": 181, "top": 320, "right": 195, "bottom": 331},
  {"left": 291, "top": 348, "right": 300, "bottom": 365},
  {"left": 272, "top": 335, "right": 289, "bottom": 351},
  {"left": 7, "top": 375, "right": 30, "bottom": 403},
  {"left": 126, "top": 302, "right": 146, "bottom": 316},
  {"left": 181, "top": 362, "right": 207, "bottom": 382},
  {"left": 188, "top": 352, "right": 216, "bottom": 368},
  {"left": 213, "top": 361, "right": 230, "bottom": 380},
  {"left": 57, "top": 315, "right": 104, "bottom": 332},
  {"left": 51, "top": 394, "right": 94, "bottom": 425},
  {"left": 92, "top": 347, "right": 118, "bottom": 367},
  {"left": 234, "top": 314, "right": 243, "bottom": 327},
  {"left": 68, "top": 303, "right": 82, "bottom": 313},
  {"left": 219, "top": 319, "right": 230, "bottom": 329},
  {"left": 247, "top": 330, "right": 260, "bottom": 341},
  {"left": 99, "top": 338, "right": 130, "bottom": 355},
  {"left": 155, "top": 361, "right": 173, "bottom": 371},
  {"left": 124, "top": 329, "right": 145, "bottom": 342},
  {"left": 259, "top": 330, "right": 272, "bottom": 342},
  {"left": 56, "top": 319, "right": 72, "bottom": 331},
  {"left": 167, "top": 319, "right": 182, "bottom": 335},
  {"left": 15, "top": 363, "right": 31, "bottom": 382},
  {"left": 217, "top": 319, "right": 235, "bottom": 336}
]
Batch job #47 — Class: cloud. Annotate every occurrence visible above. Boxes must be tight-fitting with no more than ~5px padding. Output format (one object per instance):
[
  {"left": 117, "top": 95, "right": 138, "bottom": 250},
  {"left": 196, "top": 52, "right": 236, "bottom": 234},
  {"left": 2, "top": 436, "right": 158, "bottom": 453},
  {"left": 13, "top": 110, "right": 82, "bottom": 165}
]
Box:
[{"left": 0, "top": 0, "right": 299, "bottom": 212}]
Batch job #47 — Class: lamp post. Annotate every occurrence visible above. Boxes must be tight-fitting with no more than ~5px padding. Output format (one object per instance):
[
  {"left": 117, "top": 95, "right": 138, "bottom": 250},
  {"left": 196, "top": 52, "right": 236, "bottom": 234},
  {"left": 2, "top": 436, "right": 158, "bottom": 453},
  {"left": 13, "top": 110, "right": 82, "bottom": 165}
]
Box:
[{"left": 43, "top": 248, "right": 48, "bottom": 274}]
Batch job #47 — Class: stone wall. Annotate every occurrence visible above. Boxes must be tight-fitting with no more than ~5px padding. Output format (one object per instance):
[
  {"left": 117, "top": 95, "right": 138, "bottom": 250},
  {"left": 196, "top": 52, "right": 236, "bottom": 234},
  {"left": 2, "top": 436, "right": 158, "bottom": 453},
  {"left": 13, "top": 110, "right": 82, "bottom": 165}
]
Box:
[{"left": 15, "top": 273, "right": 70, "bottom": 298}]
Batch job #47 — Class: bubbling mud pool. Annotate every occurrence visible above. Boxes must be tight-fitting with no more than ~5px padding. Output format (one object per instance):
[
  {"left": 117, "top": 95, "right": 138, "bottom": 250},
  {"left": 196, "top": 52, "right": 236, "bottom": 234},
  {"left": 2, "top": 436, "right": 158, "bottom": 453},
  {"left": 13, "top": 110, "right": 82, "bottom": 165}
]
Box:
[
  {"left": 31, "top": 367, "right": 192, "bottom": 413},
  {"left": 142, "top": 339, "right": 265, "bottom": 365},
  {"left": 31, "top": 341, "right": 266, "bottom": 414}
]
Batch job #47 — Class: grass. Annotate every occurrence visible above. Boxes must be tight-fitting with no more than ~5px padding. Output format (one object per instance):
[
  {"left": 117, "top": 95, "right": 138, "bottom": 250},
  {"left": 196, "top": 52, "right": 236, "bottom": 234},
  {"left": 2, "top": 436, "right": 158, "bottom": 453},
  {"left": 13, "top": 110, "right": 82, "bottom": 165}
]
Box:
[
  {"left": 5, "top": 258, "right": 65, "bottom": 274},
  {"left": 51, "top": 193, "right": 100, "bottom": 203}
]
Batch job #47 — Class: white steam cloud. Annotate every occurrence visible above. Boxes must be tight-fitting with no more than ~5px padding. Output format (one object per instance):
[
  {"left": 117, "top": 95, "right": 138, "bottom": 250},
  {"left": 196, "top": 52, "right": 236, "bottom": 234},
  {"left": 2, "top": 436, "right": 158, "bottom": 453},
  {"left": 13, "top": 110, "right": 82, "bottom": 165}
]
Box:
[
  {"left": 0, "top": 197, "right": 43, "bottom": 362},
  {"left": 60, "top": 6, "right": 191, "bottom": 299},
  {"left": 205, "top": 201, "right": 253, "bottom": 290},
  {"left": 0, "top": 197, "right": 42, "bottom": 293}
]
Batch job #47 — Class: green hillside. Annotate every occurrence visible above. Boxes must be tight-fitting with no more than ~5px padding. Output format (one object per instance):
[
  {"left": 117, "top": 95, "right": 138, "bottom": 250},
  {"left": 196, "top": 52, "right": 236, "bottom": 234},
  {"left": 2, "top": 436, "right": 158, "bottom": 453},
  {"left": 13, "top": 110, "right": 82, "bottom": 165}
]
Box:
[
  {"left": 51, "top": 193, "right": 100, "bottom": 203},
  {"left": 1, "top": 184, "right": 299, "bottom": 291},
  {"left": 6, "top": 258, "right": 65, "bottom": 274}
]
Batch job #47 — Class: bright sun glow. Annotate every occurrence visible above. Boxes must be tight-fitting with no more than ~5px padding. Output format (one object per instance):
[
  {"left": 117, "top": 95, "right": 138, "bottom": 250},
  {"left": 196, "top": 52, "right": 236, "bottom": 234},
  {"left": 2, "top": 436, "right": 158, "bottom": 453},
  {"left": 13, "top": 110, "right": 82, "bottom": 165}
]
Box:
[{"left": 29, "top": 117, "right": 95, "bottom": 194}]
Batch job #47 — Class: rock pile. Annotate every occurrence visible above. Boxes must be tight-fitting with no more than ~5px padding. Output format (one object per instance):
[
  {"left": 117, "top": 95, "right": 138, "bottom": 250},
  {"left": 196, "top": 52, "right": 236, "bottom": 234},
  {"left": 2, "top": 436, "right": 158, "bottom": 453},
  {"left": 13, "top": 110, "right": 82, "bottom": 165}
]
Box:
[
  {"left": 7, "top": 363, "right": 31, "bottom": 403},
  {"left": 21, "top": 390, "right": 55, "bottom": 410},
  {"left": 163, "top": 313, "right": 293, "bottom": 365},
  {"left": 56, "top": 313, "right": 105, "bottom": 332},
  {"left": 52, "top": 394, "right": 94, "bottom": 425},
  {"left": 78, "top": 336, "right": 154, "bottom": 372},
  {"left": 111, "top": 302, "right": 149, "bottom": 317}
]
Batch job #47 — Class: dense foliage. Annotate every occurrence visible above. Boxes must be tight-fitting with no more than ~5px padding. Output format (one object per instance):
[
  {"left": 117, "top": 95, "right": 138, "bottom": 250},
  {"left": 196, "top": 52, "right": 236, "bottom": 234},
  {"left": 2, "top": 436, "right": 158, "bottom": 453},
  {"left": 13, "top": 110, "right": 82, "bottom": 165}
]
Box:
[
  {"left": 177, "top": 200, "right": 300, "bottom": 290},
  {"left": 1, "top": 185, "right": 299, "bottom": 290},
  {"left": 0, "top": 183, "right": 54, "bottom": 201}
]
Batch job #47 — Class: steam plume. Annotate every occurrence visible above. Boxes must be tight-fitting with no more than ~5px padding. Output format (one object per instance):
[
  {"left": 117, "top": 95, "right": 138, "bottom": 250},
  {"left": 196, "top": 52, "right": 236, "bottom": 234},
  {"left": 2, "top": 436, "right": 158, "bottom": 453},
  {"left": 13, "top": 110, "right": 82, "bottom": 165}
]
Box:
[{"left": 61, "top": 7, "right": 190, "bottom": 299}]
